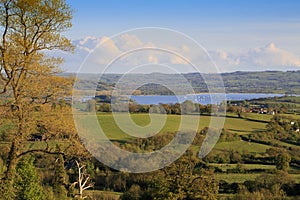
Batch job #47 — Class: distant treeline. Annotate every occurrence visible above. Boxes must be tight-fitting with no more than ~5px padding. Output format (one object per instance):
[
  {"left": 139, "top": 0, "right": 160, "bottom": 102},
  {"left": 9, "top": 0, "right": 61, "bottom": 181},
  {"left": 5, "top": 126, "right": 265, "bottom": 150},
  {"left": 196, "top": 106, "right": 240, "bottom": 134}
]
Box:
[{"left": 92, "top": 99, "right": 222, "bottom": 115}]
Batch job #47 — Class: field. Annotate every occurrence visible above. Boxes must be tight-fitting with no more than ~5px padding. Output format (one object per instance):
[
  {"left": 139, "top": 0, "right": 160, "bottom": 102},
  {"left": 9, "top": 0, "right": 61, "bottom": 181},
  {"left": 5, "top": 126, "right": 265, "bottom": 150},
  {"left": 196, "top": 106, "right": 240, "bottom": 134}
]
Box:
[
  {"left": 94, "top": 112, "right": 300, "bottom": 187},
  {"left": 214, "top": 140, "right": 270, "bottom": 153},
  {"left": 1, "top": 111, "right": 299, "bottom": 198},
  {"left": 242, "top": 112, "right": 273, "bottom": 122},
  {"left": 84, "top": 190, "right": 121, "bottom": 200},
  {"left": 97, "top": 113, "right": 267, "bottom": 140},
  {"left": 95, "top": 113, "right": 271, "bottom": 156},
  {"left": 215, "top": 173, "right": 261, "bottom": 183},
  {"left": 215, "top": 173, "right": 300, "bottom": 184},
  {"left": 209, "top": 163, "right": 276, "bottom": 171}
]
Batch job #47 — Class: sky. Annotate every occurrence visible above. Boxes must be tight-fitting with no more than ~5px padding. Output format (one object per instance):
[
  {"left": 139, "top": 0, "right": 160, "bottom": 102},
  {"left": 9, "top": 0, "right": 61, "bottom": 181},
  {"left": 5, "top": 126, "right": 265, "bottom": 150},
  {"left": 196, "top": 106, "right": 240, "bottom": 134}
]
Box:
[{"left": 62, "top": 0, "right": 300, "bottom": 73}]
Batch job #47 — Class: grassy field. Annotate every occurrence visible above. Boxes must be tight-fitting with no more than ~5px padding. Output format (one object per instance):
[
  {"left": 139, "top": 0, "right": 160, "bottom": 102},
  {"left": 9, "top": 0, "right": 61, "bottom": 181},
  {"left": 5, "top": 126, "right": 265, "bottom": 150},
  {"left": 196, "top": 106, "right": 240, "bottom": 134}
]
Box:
[
  {"left": 215, "top": 173, "right": 261, "bottom": 183},
  {"left": 282, "top": 113, "right": 300, "bottom": 119},
  {"left": 215, "top": 173, "right": 300, "bottom": 184},
  {"left": 0, "top": 112, "right": 286, "bottom": 157},
  {"left": 209, "top": 163, "right": 276, "bottom": 171},
  {"left": 214, "top": 140, "right": 271, "bottom": 153},
  {"left": 224, "top": 117, "right": 267, "bottom": 135},
  {"left": 93, "top": 113, "right": 273, "bottom": 156},
  {"left": 84, "top": 190, "right": 121, "bottom": 200},
  {"left": 97, "top": 113, "right": 268, "bottom": 140},
  {"left": 242, "top": 112, "right": 273, "bottom": 122}
]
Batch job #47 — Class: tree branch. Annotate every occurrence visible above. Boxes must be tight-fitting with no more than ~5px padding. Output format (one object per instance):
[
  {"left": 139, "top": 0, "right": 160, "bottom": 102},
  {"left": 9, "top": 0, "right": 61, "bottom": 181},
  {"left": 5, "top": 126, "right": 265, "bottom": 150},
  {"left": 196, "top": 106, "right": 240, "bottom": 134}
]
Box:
[{"left": 17, "top": 149, "right": 65, "bottom": 159}]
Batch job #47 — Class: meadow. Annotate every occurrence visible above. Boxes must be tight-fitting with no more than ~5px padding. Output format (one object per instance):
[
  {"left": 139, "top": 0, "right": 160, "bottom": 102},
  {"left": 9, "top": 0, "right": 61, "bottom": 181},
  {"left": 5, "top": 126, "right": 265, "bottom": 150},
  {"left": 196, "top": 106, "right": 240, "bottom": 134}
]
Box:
[{"left": 97, "top": 113, "right": 267, "bottom": 140}]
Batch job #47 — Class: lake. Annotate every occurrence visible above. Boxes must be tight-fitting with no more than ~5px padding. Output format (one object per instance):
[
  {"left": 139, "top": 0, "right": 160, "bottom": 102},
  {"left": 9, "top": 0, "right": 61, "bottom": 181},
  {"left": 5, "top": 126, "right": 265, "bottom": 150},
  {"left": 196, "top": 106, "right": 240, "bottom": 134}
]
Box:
[{"left": 129, "top": 93, "right": 285, "bottom": 105}]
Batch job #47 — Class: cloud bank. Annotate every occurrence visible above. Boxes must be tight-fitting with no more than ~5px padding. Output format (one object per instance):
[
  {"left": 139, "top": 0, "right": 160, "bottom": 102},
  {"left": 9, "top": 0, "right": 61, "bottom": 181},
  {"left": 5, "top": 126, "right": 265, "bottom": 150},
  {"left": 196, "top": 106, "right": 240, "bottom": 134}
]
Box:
[
  {"left": 211, "top": 42, "right": 300, "bottom": 72},
  {"left": 54, "top": 34, "right": 300, "bottom": 73}
]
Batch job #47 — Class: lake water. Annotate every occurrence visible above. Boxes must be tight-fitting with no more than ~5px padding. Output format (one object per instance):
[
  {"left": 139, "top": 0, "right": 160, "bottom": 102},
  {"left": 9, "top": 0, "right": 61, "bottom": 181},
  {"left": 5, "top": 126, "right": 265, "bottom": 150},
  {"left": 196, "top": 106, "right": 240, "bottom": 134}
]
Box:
[{"left": 129, "top": 93, "right": 285, "bottom": 105}]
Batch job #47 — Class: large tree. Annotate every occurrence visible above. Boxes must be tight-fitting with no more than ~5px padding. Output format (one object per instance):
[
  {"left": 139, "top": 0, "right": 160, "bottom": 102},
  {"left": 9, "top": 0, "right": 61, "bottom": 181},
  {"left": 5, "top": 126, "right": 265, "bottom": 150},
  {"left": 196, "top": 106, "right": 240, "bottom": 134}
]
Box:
[{"left": 0, "top": 0, "right": 77, "bottom": 195}]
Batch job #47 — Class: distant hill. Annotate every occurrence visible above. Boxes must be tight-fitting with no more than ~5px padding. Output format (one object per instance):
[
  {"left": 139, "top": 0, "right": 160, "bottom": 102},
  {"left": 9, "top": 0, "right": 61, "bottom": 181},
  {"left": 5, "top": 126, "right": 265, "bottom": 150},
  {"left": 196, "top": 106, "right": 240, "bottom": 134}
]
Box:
[{"left": 65, "top": 70, "right": 300, "bottom": 95}]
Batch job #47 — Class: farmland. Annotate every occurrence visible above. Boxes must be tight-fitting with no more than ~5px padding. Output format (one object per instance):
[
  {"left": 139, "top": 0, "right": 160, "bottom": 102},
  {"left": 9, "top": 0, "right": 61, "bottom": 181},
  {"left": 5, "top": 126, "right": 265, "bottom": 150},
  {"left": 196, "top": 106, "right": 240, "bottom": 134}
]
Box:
[
  {"left": 95, "top": 112, "right": 300, "bottom": 182},
  {"left": 97, "top": 113, "right": 267, "bottom": 140},
  {"left": 1, "top": 105, "right": 300, "bottom": 199}
]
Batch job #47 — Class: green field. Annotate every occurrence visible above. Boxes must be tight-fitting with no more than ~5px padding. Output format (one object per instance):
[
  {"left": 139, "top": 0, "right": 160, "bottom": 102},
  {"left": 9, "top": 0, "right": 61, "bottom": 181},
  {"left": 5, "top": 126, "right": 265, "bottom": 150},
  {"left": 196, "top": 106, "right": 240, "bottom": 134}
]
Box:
[
  {"left": 242, "top": 112, "right": 273, "bottom": 122},
  {"left": 209, "top": 163, "right": 276, "bottom": 171},
  {"left": 97, "top": 113, "right": 268, "bottom": 141},
  {"left": 282, "top": 113, "right": 300, "bottom": 119},
  {"left": 214, "top": 140, "right": 270, "bottom": 153},
  {"left": 94, "top": 113, "right": 272, "bottom": 154},
  {"left": 84, "top": 190, "right": 121, "bottom": 200},
  {"left": 215, "top": 173, "right": 261, "bottom": 183},
  {"left": 215, "top": 173, "right": 300, "bottom": 184},
  {"left": 224, "top": 116, "right": 267, "bottom": 135}
]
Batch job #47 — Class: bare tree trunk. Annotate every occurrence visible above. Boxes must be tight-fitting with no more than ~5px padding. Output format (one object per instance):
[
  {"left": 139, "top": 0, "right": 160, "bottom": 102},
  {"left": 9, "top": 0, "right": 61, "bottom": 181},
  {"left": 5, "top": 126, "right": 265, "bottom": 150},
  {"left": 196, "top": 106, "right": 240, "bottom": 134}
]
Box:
[{"left": 74, "top": 161, "right": 94, "bottom": 199}]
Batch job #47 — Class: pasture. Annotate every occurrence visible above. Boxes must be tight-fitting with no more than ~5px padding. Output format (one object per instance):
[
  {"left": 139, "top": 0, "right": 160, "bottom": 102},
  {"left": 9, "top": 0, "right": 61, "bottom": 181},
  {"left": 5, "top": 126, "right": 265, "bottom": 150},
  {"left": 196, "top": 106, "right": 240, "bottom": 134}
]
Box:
[{"left": 97, "top": 113, "right": 268, "bottom": 140}]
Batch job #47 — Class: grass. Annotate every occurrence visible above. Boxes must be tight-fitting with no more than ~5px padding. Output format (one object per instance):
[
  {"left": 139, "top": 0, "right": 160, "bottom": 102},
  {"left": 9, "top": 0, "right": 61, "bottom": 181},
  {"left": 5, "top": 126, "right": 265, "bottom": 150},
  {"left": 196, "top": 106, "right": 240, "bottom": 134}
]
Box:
[
  {"left": 209, "top": 163, "right": 276, "bottom": 171},
  {"left": 97, "top": 113, "right": 268, "bottom": 141},
  {"left": 0, "top": 112, "right": 281, "bottom": 158},
  {"left": 93, "top": 113, "right": 272, "bottom": 157},
  {"left": 272, "top": 140, "right": 300, "bottom": 148},
  {"left": 215, "top": 173, "right": 261, "bottom": 183},
  {"left": 214, "top": 140, "right": 271, "bottom": 153},
  {"left": 224, "top": 117, "right": 267, "bottom": 135},
  {"left": 215, "top": 173, "right": 300, "bottom": 184},
  {"left": 281, "top": 113, "right": 300, "bottom": 119},
  {"left": 84, "top": 190, "right": 121, "bottom": 200},
  {"left": 243, "top": 112, "right": 273, "bottom": 122}
]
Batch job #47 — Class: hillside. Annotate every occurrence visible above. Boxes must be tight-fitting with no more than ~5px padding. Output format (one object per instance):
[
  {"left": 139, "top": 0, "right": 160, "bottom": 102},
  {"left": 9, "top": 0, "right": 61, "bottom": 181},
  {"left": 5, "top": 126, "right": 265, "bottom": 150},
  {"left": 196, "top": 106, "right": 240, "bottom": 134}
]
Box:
[{"left": 71, "top": 70, "right": 300, "bottom": 95}]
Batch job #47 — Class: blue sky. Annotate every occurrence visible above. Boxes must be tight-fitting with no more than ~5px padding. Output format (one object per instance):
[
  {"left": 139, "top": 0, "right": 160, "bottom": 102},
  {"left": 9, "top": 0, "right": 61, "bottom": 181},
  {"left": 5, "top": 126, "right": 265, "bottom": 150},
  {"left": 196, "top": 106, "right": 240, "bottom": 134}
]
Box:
[
  {"left": 62, "top": 0, "right": 300, "bottom": 72},
  {"left": 66, "top": 0, "right": 300, "bottom": 51},
  {"left": 67, "top": 0, "right": 300, "bottom": 29}
]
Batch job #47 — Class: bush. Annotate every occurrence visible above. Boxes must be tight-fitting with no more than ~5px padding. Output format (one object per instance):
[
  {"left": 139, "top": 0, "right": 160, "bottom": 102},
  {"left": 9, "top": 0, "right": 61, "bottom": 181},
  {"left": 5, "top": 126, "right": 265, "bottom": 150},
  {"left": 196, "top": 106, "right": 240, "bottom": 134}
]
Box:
[{"left": 15, "top": 156, "right": 46, "bottom": 200}]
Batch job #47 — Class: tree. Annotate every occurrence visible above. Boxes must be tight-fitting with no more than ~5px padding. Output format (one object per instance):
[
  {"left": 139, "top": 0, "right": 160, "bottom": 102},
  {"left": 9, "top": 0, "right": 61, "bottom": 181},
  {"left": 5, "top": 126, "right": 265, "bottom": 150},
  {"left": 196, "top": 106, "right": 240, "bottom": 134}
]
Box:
[
  {"left": 235, "top": 171, "right": 294, "bottom": 200},
  {"left": 121, "top": 184, "right": 142, "bottom": 200},
  {"left": 0, "top": 0, "right": 74, "bottom": 195},
  {"left": 156, "top": 151, "right": 219, "bottom": 200},
  {"left": 181, "top": 100, "right": 195, "bottom": 115},
  {"left": 72, "top": 160, "right": 94, "bottom": 199},
  {"left": 53, "top": 155, "right": 69, "bottom": 200},
  {"left": 85, "top": 99, "right": 96, "bottom": 112},
  {"left": 15, "top": 156, "right": 45, "bottom": 200},
  {"left": 235, "top": 106, "right": 244, "bottom": 118},
  {"left": 275, "top": 153, "right": 291, "bottom": 171},
  {"left": 98, "top": 103, "right": 111, "bottom": 112}
]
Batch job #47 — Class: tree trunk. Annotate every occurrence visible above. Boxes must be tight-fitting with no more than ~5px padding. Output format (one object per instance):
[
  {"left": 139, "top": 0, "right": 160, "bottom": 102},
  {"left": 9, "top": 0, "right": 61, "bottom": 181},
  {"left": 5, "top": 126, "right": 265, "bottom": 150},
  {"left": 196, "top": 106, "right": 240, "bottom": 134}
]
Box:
[
  {"left": 5, "top": 140, "right": 19, "bottom": 183},
  {"left": 4, "top": 101, "right": 24, "bottom": 184}
]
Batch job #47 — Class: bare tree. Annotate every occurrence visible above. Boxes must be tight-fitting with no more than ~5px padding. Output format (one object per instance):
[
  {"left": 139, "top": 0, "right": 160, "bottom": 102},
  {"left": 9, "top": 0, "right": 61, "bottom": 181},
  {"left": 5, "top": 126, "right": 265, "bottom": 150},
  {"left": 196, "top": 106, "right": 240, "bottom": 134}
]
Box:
[{"left": 72, "top": 160, "right": 94, "bottom": 199}]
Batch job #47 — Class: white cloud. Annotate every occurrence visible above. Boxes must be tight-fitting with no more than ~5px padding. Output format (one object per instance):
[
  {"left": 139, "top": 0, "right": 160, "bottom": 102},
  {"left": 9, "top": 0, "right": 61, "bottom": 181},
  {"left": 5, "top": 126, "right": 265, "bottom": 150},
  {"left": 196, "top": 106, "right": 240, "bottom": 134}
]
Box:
[
  {"left": 115, "top": 34, "right": 144, "bottom": 51},
  {"left": 147, "top": 55, "right": 159, "bottom": 64},
  {"left": 53, "top": 34, "right": 300, "bottom": 73},
  {"left": 95, "top": 36, "right": 121, "bottom": 62},
  {"left": 245, "top": 42, "right": 300, "bottom": 67},
  {"left": 80, "top": 34, "right": 194, "bottom": 72},
  {"left": 211, "top": 42, "right": 300, "bottom": 72},
  {"left": 170, "top": 55, "right": 189, "bottom": 65}
]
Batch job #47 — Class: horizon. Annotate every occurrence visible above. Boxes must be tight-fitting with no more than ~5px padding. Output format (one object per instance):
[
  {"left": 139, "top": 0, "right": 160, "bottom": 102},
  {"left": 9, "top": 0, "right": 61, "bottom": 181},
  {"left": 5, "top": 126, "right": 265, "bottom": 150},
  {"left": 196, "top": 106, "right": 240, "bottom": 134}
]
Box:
[{"left": 62, "top": 69, "right": 300, "bottom": 75}]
